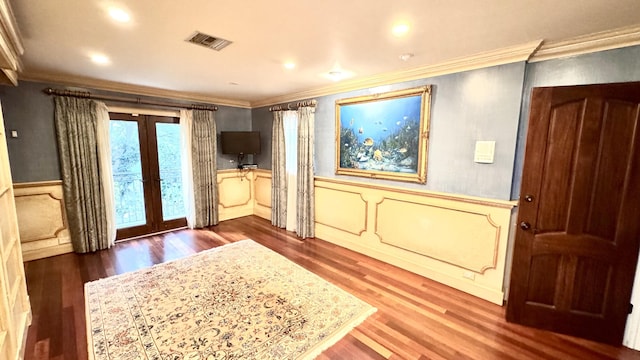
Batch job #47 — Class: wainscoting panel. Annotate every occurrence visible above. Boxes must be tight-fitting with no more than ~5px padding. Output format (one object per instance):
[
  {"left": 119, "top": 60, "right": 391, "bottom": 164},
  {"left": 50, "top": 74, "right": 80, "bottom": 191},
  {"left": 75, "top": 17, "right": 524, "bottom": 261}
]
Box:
[
  {"left": 14, "top": 171, "right": 266, "bottom": 261},
  {"left": 217, "top": 170, "right": 255, "bottom": 221},
  {"left": 314, "top": 177, "right": 516, "bottom": 305},
  {"left": 253, "top": 170, "right": 272, "bottom": 220},
  {"left": 316, "top": 185, "right": 367, "bottom": 237},
  {"left": 13, "top": 181, "right": 72, "bottom": 261},
  {"left": 376, "top": 198, "right": 500, "bottom": 273}
]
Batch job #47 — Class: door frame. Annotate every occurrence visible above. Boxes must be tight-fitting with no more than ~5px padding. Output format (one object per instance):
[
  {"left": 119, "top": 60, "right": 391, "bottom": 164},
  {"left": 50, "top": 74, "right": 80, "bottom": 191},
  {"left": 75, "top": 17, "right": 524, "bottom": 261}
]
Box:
[{"left": 109, "top": 112, "right": 187, "bottom": 240}]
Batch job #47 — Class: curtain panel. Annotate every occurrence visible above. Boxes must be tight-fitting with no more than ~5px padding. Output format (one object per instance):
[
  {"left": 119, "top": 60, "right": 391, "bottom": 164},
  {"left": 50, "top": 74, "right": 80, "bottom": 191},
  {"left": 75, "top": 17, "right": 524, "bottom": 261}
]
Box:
[
  {"left": 271, "top": 110, "right": 287, "bottom": 228},
  {"left": 283, "top": 111, "right": 298, "bottom": 231},
  {"left": 95, "top": 102, "right": 116, "bottom": 245},
  {"left": 296, "top": 106, "right": 315, "bottom": 239},
  {"left": 54, "top": 96, "right": 111, "bottom": 253},
  {"left": 191, "top": 109, "right": 219, "bottom": 228},
  {"left": 180, "top": 110, "right": 197, "bottom": 229}
]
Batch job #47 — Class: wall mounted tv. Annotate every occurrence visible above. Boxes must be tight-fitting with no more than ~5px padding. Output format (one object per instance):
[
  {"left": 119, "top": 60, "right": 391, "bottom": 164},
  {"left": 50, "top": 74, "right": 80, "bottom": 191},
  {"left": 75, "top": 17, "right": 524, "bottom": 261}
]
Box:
[{"left": 220, "top": 131, "right": 261, "bottom": 155}]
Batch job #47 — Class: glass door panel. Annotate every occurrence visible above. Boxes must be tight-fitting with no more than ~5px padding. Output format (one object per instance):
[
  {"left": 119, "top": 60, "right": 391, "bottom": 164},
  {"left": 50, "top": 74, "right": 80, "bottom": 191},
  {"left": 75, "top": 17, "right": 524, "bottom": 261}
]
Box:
[
  {"left": 109, "top": 113, "right": 186, "bottom": 240},
  {"left": 155, "top": 122, "right": 184, "bottom": 221},
  {"left": 109, "top": 120, "right": 147, "bottom": 229}
]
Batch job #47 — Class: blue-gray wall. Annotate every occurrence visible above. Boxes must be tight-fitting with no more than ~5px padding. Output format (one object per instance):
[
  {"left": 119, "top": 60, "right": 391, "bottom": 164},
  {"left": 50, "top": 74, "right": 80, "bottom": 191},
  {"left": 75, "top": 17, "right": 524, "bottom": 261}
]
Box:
[
  {"left": 251, "top": 106, "right": 272, "bottom": 169},
  {"left": 0, "top": 81, "right": 59, "bottom": 182},
  {"left": 215, "top": 106, "right": 253, "bottom": 169},
  {"left": 254, "top": 63, "right": 527, "bottom": 200},
  {"left": 4, "top": 45, "right": 640, "bottom": 196},
  {"left": 511, "top": 45, "right": 640, "bottom": 199},
  {"left": 0, "top": 80, "right": 252, "bottom": 181}
]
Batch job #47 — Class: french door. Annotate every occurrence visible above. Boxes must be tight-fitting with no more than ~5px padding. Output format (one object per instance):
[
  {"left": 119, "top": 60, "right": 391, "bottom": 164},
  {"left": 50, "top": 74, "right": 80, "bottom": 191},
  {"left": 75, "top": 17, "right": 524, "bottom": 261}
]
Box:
[{"left": 109, "top": 113, "right": 186, "bottom": 240}]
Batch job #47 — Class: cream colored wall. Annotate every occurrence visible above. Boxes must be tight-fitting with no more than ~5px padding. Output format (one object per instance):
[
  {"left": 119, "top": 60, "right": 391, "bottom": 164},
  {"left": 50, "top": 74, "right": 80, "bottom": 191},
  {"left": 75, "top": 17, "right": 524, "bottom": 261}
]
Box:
[
  {"left": 314, "top": 177, "right": 516, "bottom": 305},
  {"left": 16, "top": 169, "right": 273, "bottom": 261},
  {"left": 253, "top": 169, "right": 272, "bottom": 221},
  {"left": 13, "top": 169, "right": 515, "bottom": 305},
  {"left": 217, "top": 169, "right": 255, "bottom": 221},
  {"left": 226, "top": 170, "right": 517, "bottom": 305},
  {"left": 13, "top": 181, "right": 72, "bottom": 261}
]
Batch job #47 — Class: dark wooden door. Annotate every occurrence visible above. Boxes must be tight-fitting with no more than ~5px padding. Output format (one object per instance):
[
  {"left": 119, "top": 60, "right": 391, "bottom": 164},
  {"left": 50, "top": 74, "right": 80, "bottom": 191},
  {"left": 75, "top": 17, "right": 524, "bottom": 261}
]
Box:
[{"left": 506, "top": 82, "right": 640, "bottom": 344}]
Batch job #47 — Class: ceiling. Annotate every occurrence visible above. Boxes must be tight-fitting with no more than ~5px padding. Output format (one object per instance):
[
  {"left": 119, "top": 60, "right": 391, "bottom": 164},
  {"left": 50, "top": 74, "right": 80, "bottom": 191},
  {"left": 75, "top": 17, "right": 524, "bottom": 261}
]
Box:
[{"left": 10, "top": 0, "right": 640, "bottom": 106}]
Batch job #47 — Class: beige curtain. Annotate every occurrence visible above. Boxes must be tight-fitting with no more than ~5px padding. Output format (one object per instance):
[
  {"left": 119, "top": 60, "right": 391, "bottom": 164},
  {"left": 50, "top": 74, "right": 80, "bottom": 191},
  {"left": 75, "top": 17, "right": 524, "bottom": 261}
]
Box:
[
  {"left": 54, "top": 96, "right": 110, "bottom": 253},
  {"left": 95, "top": 101, "right": 116, "bottom": 245},
  {"left": 191, "top": 110, "right": 219, "bottom": 227},
  {"left": 271, "top": 110, "right": 287, "bottom": 228},
  {"left": 180, "top": 110, "right": 196, "bottom": 229},
  {"left": 296, "top": 106, "right": 315, "bottom": 239},
  {"left": 283, "top": 111, "right": 298, "bottom": 231}
]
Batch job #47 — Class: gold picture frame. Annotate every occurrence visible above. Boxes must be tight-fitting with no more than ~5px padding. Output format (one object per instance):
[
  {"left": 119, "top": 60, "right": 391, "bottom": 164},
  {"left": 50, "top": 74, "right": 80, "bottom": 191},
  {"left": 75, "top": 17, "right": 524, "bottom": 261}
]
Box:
[{"left": 335, "top": 86, "right": 432, "bottom": 183}]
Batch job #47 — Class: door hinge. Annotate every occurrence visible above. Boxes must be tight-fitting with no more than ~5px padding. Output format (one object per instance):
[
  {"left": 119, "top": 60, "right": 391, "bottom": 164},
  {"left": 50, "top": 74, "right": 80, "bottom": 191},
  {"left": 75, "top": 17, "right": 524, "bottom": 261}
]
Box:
[{"left": 629, "top": 303, "right": 634, "bottom": 314}]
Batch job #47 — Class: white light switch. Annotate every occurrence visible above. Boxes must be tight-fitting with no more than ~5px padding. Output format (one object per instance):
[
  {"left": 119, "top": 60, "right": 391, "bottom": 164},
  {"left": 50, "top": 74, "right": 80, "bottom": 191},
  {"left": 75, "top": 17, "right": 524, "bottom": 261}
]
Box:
[
  {"left": 474, "top": 141, "right": 495, "bottom": 163},
  {"left": 10, "top": 130, "right": 18, "bottom": 138}
]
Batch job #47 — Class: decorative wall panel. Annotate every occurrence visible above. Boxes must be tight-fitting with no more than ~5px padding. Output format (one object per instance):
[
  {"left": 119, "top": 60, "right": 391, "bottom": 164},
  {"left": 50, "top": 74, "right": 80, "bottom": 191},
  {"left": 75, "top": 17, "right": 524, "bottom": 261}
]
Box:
[
  {"left": 315, "top": 185, "right": 367, "bottom": 236},
  {"left": 314, "top": 176, "right": 516, "bottom": 305},
  {"left": 253, "top": 170, "right": 272, "bottom": 220},
  {"left": 376, "top": 198, "right": 500, "bottom": 273},
  {"left": 13, "top": 181, "right": 72, "bottom": 261},
  {"left": 217, "top": 170, "right": 255, "bottom": 221}
]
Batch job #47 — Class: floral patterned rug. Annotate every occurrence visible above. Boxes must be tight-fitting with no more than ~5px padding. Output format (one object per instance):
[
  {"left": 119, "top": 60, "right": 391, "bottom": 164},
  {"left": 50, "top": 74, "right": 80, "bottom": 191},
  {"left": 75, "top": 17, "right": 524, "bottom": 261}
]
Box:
[{"left": 85, "top": 239, "right": 376, "bottom": 359}]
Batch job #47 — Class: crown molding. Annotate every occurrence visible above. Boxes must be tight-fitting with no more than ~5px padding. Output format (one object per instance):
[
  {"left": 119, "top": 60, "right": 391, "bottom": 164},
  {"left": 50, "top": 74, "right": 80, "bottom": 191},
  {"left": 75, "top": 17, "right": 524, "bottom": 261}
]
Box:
[
  {"left": 249, "top": 40, "right": 542, "bottom": 108},
  {"left": 529, "top": 24, "right": 640, "bottom": 63},
  {"left": 20, "top": 71, "right": 252, "bottom": 108},
  {"left": 16, "top": 24, "right": 640, "bottom": 110},
  {"left": 0, "top": 0, "right": 23, "bottom": 79},
  {"left": 0, "top": 68, "right": 17, "bottom": 85}
]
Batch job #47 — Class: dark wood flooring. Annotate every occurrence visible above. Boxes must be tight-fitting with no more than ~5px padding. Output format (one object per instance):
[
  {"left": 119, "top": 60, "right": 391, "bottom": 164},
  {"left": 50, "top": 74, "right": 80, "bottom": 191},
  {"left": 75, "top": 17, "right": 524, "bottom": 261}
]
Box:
[{"left": 23, "top": 215, "right": 640, "bottom": 359}]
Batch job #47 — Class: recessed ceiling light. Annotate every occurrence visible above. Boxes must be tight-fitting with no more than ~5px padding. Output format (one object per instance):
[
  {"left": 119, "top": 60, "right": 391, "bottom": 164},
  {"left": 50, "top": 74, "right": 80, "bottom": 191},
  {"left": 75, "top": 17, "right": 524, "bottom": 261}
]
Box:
[
  {"left": 90, "top": 54, "right": 110, "bottom": 65},
  {"left": 108, "top": 7, "right": 130, "bottom": 23},
  {"left": 284, "top": 62, "right": 296, "bottom": 70},
  {"left": 323, "top": 68, "right": 354, "bottom": 82},
  {"left": 322, "top": 62, "right": 355, "bottom": 82},
  {"left": 399, "top": 53, "right": 414, "bottom": 61},
  {"left": 392, "top": 23, "right": 410, "bottom": 37}
]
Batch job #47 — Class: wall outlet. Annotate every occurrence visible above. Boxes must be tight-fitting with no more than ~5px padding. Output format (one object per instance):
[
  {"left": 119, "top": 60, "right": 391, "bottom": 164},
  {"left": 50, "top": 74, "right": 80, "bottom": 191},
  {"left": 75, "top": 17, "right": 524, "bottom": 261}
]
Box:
[{"left": 463, "top": 271, "right": 475, "bottom": 281}]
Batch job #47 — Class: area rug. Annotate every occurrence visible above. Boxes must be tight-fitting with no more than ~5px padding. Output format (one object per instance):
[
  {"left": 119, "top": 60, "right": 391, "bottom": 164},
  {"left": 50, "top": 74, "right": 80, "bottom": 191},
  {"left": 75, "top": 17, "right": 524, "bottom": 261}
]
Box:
[{"left": 84, "top": 239, "right": 376, "bottom": 359}]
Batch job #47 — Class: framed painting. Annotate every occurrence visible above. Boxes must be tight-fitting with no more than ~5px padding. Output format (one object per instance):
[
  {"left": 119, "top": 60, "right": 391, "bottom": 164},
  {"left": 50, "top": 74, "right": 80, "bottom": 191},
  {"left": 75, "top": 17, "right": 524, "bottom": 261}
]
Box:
[{"left": 335, "top": 86, "right": 432, "bottom": 183}]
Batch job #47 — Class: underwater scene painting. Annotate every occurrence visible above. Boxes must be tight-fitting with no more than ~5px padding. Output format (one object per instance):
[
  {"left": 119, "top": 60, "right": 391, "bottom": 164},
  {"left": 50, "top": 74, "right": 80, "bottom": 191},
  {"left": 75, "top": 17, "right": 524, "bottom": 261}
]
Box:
[{"left": 338, "top": 94, "right": 422, "bottom": 174}]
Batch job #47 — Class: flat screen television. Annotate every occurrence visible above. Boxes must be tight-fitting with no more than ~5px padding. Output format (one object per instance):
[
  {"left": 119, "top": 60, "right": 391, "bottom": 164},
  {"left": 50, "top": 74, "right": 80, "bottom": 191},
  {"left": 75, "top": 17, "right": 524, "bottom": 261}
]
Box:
[{"left": 220, "top": 131, "right": 261, "bottom": 155}]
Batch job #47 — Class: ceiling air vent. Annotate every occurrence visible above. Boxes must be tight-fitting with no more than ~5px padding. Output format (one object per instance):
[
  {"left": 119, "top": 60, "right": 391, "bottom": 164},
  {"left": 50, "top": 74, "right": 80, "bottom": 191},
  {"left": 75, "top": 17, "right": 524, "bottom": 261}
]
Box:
[{"left": 186, "top": 31, "right": 233, "bottom": 51}]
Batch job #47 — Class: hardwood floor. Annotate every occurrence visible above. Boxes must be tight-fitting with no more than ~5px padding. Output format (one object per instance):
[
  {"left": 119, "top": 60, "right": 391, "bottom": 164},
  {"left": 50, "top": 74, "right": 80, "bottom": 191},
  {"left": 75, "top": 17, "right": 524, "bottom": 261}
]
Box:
[{"left": 23, "top": 215, "right": 640, "bottom": 359}]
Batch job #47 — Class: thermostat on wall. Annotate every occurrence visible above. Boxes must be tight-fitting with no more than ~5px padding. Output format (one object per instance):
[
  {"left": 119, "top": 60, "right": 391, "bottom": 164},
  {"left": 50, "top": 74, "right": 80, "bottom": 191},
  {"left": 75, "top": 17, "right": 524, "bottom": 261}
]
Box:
[{"left": 474, "top": 141, "right": 495, "bottom": 164}]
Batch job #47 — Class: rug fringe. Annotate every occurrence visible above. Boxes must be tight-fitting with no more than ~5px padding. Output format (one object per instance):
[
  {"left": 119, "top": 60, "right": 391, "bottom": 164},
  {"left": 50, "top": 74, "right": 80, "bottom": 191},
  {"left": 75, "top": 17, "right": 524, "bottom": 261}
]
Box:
[{"left": 300, "top": 306, "right": 378, "bottom": 360}]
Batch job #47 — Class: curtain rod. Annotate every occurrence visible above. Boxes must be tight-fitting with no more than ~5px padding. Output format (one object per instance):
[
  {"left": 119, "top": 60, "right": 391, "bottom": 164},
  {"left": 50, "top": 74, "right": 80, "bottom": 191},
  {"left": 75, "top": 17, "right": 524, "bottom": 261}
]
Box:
[
  {"left": 43, "top": 88, "right": 218, "bottom": 111},
  {"left": 269, "top": 99, "right": 317, "bottom": 112}
]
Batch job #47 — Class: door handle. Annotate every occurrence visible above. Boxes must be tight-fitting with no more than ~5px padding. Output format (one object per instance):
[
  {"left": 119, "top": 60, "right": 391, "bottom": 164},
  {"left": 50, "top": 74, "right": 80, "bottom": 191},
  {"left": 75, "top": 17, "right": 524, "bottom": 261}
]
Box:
[
  {"left": 524, "top": 194, "right": 534, "bottom": 202},
  {"left": 520, "top": 221, "right": 531, "bottom": 231}
]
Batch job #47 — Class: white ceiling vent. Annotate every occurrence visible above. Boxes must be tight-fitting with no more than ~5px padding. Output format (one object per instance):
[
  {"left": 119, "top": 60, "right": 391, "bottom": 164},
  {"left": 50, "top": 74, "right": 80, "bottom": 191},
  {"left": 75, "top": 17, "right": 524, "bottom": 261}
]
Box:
[{"left": 186, "top": 31, "right": 233, "bottom": 51}]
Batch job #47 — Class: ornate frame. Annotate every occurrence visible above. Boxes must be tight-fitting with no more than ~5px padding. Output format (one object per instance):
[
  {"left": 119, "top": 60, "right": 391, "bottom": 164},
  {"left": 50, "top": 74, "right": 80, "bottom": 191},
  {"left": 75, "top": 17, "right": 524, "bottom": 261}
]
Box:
[{"left": 335, "top": 86, "right": 432, "bottom": 183}]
